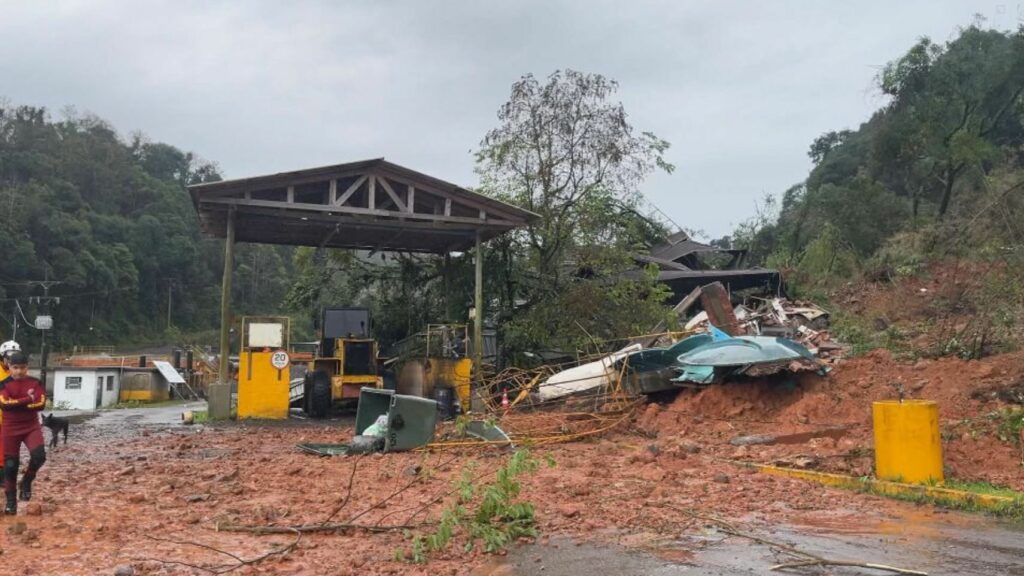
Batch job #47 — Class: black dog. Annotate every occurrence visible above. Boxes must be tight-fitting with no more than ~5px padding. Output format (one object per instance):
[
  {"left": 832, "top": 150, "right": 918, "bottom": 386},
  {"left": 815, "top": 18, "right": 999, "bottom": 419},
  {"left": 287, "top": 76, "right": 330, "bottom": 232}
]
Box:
[{"left": 42, "top": 414, "right": 69, "bottom": 448}]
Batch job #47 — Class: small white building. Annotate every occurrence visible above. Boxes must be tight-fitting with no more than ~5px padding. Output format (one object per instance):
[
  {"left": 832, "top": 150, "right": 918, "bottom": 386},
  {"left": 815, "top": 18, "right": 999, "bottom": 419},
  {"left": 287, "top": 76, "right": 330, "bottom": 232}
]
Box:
[{"left": 53, "top": 368, "right": 121, "bottom": 410}]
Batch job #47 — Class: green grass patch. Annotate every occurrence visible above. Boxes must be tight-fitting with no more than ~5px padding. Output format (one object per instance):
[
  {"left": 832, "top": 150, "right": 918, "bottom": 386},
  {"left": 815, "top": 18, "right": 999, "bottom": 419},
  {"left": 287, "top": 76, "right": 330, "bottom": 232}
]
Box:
[
  {"left": 995, "top": 408, "right": 1024, "bottom": 445},
  {"left": 190, "top": 410, "right": 210, "bottom": 424},
  {"left": 855, "top": 478, "right": 1024, "bottom": 520},
  {"left": 941, "top": 480, "right": 1024, "bottom": 500}
]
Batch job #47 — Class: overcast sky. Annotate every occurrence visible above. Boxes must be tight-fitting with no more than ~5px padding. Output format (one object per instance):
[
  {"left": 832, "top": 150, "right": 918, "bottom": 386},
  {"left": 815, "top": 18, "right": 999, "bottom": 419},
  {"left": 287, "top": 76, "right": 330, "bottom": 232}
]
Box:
[{"left": 1, "top": 1, "right": 1016, "bottom": 238}]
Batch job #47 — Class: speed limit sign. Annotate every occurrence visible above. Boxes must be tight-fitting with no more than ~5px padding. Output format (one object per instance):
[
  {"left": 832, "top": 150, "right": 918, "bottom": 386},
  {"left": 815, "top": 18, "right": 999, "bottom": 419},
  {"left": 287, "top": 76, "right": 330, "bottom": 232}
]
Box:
[{"left": 270, "top": 351, "right": 290, "bottom": 369}]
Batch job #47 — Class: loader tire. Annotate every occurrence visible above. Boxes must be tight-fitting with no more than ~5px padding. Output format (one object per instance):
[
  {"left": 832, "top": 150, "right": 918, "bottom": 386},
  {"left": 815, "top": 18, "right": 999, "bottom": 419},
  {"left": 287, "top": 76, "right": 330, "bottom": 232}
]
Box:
[
  {"left": 309, "top": 370, "right": 332, "bottom": 419},
  {"left": 302, "top": 373, "right": 314, "bottom": 415}
]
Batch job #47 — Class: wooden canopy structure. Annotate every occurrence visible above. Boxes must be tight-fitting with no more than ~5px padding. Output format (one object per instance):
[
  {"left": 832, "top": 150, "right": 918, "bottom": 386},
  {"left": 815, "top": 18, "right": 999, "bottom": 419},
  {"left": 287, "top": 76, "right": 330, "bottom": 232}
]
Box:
[
  {"left": 189, "top": 158, "right": 534, "bottom": 253},
  {"left": 188, "top": 158, "right": 536, "bottom": 417}
]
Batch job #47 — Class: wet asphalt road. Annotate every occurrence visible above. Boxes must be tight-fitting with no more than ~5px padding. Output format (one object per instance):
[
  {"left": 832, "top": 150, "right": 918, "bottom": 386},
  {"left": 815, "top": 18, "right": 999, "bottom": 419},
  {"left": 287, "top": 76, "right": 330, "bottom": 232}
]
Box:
[{"left": 506, "top": 511, "right": 1024, "bottom": 575}]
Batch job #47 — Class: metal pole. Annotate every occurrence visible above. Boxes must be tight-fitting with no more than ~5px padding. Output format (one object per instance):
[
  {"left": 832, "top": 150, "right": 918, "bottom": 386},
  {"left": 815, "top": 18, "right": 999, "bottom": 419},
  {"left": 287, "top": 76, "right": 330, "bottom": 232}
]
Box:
[
  {"left": 218, "top": 207, "right": 235, "bottom": 383},
  {"left": 473, "top": 232, "right": 483, "bottom": 382},
  {"left": 40, "top": 330, "right": 47, "bottom": 386},
  {"left": 40, "top": 283, "right": 50, "bottom": 388},
  {"left": 167, "top": 284, "right": 173, "bottom": 329}
]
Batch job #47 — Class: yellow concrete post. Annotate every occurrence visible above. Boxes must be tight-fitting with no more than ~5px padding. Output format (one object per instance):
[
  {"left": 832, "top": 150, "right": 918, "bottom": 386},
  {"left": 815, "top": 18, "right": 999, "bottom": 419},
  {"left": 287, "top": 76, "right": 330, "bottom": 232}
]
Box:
[{"left": 872, "top": 399, "right": 943, "bottom": 484}]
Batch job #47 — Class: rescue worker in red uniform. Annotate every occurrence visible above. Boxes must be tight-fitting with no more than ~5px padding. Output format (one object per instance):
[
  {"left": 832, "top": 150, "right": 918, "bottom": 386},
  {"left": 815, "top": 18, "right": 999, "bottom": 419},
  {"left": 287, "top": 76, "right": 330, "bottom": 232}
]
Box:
[
  {"left": 0, "top": 340, "right": 21, "bottom": 491},
  {"left": 0, "top": 351, "right": 46, "bottom": 515}
]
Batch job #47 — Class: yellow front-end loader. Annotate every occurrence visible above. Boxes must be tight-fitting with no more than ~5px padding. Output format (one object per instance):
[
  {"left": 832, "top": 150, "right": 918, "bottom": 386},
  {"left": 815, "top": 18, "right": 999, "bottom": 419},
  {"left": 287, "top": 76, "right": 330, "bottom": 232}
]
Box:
[{"left": 303, "top": 306, "right": 383, "bottom": 417}]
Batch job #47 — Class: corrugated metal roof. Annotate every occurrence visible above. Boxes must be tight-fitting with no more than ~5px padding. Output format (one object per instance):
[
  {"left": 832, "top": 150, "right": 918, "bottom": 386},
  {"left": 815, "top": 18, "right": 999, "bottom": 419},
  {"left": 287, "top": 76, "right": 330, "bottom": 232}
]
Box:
[{"left": 651, "top": 238, "right": 737, "bottom": 263}]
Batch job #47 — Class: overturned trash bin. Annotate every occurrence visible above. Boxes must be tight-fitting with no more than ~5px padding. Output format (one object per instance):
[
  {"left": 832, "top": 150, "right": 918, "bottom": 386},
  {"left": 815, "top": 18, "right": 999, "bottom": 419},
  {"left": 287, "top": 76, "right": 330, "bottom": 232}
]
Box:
[{"left": 355, "top": 387, "right": 439, "bottom": 452}]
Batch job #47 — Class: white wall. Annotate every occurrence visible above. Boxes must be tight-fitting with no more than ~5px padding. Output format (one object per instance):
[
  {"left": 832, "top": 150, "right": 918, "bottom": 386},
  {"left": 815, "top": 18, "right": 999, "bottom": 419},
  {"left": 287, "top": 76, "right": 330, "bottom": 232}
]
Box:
[
  {"left": 98, "top": 371, "right": 120, "bottom": 407},
  {"left": 54, "top": 370, "right": 102, "bottom": 410}
]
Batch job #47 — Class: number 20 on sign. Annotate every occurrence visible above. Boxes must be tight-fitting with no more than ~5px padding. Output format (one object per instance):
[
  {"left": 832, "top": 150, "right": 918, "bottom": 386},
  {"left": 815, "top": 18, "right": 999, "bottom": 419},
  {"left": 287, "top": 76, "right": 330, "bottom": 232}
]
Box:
[{"left": 270, "top": 351, "right": 290, "bottom": 369}]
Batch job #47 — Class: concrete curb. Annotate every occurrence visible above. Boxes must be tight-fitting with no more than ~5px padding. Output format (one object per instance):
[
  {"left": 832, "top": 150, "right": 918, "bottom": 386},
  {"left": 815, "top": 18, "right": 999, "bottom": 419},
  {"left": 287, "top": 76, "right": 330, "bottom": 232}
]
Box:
[{"left": 723, "top": 459, "right": 1023, "bottom": 513}]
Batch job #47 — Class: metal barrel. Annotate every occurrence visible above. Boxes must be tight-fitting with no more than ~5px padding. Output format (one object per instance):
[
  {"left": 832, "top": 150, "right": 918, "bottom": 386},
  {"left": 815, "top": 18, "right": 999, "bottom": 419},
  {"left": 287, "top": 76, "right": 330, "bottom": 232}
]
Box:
[{"left": 433, "top": 386, "right": 456, "bottom": 421}]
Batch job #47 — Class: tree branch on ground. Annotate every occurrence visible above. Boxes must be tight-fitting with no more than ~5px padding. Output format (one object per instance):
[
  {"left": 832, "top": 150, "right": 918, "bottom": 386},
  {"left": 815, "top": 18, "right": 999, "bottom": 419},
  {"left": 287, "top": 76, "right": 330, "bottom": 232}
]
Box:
[{"left": 138, "top": 529, "right": 300, "bottom": 574}]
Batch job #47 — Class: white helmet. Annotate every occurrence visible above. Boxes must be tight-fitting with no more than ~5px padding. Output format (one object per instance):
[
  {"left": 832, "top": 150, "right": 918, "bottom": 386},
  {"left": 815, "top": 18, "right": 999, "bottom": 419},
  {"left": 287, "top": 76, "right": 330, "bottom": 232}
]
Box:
[{"left": 0, "top": 340, "right": 20, "bottom": 358}]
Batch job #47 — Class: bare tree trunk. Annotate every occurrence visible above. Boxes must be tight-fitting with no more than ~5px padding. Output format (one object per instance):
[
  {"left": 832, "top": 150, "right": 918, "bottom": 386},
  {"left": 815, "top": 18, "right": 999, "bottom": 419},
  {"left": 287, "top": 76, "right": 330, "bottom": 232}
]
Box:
[{"left": 938, "top": 161, "right": 964, "bottom": 219}]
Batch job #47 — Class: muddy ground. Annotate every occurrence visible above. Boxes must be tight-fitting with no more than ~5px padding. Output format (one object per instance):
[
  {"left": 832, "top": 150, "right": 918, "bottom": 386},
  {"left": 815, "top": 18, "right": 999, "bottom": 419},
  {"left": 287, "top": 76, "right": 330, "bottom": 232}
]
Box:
[
  {"left": 4, "top": 351, "right": 1024, "bottom": 576},
  {"left": 639, "top": 348, "right": 1024, "bottom": 491}
]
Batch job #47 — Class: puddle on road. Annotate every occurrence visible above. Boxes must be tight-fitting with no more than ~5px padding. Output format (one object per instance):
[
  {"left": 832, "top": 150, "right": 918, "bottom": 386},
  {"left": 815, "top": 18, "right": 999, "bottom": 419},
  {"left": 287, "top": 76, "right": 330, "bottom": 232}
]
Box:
[
  {"left": 496, "top": 512, "right": 1024, "bottom": 576},
  {"left": 787, "top": 506, "right": 976, "bottom": 538}
]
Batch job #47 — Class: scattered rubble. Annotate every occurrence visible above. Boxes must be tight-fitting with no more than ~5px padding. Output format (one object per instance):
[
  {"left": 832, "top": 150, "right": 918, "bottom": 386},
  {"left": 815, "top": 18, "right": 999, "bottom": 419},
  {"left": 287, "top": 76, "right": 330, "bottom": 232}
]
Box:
[{"left": 644, "top": 347, "right": 1024, "bottom": 491}]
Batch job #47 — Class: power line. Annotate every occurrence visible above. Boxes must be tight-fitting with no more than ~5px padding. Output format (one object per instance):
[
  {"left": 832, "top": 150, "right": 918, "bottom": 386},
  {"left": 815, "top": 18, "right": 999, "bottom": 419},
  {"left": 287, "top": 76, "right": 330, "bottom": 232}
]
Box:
[
  {"left": 637, "top": 191, "right": 684, "bottom": 233},
  {"left": 14, "top": 299, "right": 32, "bottom": 327},
  {"left": 0, "top": 285, "right": 136, "bottom": 302}
]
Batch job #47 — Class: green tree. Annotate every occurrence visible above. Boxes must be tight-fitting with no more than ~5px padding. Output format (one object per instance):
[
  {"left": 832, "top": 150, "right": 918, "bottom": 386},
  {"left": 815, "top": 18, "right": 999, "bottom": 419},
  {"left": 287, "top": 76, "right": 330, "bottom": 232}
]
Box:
[
  {"left": 476, "top": 70, "right": 674, "bottom": 283},
  {"left": 475, "top": 70, "right": 676, "bottom": 358},
  {"left": 0, "top": 104, "right": 294, "bottom": 350},
  {"left": 879, "top": 26, "right": 1024, "bottom": 218}
]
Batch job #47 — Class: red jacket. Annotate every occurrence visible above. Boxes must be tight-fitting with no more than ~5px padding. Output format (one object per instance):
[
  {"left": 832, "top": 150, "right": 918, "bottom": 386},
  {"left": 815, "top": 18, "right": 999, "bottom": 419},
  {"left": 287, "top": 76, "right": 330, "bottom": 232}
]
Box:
[{"left": 0, "top": 376, "right": 45, "bottom": 433}]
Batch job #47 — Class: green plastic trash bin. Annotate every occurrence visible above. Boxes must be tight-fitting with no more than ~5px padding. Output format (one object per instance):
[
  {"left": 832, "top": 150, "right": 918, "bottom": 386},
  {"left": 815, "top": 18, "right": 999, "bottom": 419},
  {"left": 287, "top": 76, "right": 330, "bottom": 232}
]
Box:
[
  {"left": 355, "top": 387, "right": 439, "bottom": 452},
  {"left": 355, "top": 388, "right": 395, "bottom": 435}
]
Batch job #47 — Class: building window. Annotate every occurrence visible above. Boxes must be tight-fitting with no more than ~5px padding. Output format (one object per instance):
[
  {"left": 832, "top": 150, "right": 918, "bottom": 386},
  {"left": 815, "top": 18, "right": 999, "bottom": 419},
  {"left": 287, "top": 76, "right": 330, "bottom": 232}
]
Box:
[
  {"left": 66, "top": 376, "right": 82, "bottom": 390},
  {"left": 106, "top": 376, "right": 114, "bottom": 391}
]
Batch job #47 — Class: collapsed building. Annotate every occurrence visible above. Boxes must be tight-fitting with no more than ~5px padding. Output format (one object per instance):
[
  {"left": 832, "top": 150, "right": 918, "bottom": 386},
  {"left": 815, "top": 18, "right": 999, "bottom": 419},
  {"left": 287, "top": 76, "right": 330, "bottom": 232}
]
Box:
[{"left": 633, "top": 231, "right": 783, "bottom": 301}]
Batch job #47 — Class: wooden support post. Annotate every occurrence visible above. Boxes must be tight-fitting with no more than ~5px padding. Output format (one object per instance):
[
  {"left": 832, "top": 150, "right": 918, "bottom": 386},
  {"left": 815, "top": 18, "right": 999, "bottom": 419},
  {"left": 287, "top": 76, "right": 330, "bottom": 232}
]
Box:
[
  {"left": 473, "top": 232, "right": 484, "bottom": 391},
  {"left": 212, "top": 207, "right": 236, "bottom": 420},
  {"left": 368, "top": 176, "right": 376, "bottom": 210},
  {"left": 407, "top": 184, "right": 415, "bottom": 214},
  {"left": 443, "top": 252, "right": 452, "bottom": 321},
  {"left": 219, "top": 208, "right": 235, "bottom": 383}
]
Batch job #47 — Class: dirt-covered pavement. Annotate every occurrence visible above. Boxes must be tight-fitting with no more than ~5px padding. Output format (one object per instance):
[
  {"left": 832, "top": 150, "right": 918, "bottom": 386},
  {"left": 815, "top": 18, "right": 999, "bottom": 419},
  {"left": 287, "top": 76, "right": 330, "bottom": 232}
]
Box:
[{"left": 3, "top": 389, "right": 1023, "bottom": 576}]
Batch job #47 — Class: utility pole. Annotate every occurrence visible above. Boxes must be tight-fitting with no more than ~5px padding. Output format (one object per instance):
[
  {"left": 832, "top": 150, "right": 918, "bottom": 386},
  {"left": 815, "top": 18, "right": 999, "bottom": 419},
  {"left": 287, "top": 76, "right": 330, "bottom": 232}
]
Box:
[
  {"left": 27, "top": 276, "right": 61, "bottom": 389},
  {"left": 167, "top": 283, "right": 173, "bottom": 329}
]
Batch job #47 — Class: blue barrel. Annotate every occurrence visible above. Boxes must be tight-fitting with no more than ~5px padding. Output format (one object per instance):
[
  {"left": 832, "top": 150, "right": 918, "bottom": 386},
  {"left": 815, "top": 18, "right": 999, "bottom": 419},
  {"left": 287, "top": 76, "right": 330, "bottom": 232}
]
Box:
[{"left": 434, "top": 386, "right": 456, "bottom": 421}]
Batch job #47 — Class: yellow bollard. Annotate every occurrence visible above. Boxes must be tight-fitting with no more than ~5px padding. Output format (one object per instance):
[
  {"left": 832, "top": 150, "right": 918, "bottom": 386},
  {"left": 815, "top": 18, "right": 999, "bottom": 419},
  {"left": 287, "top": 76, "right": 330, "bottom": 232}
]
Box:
[{"left": 872, "top": 399, "right": 943, "bottom": 484}]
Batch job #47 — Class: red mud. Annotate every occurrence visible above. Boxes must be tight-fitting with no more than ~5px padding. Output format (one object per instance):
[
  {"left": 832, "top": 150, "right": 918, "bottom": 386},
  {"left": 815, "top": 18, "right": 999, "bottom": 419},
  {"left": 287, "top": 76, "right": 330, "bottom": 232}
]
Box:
[
  {"left": 2, "top": 408, "right": 915, "bottom": 576},
  {"left": 4, "top": 344, "right": 1023, "bottom": 574},
  {"left": 642, "top": 348, "right": 1024, "bottom": 489}
]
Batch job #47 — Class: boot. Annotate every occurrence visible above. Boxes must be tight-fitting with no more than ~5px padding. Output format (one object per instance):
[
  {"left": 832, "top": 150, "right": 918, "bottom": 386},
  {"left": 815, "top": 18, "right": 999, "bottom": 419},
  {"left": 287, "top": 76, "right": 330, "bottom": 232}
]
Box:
[
  {"left": 18, "top": 477, "right": 32, "bottom": 502},
  {"left": 4, "top": 491, "right": 16, "bottom": 515}
]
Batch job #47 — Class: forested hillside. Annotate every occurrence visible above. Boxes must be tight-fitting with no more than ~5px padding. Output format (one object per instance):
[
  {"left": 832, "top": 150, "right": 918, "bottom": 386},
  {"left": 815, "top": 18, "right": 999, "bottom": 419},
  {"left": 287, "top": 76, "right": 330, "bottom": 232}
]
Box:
[
  {"left": 0, "top": 106, "right": 294, "bottom": 351},
  {"left": 730, "top": 24, "right": 1024, "bottom": 357}
]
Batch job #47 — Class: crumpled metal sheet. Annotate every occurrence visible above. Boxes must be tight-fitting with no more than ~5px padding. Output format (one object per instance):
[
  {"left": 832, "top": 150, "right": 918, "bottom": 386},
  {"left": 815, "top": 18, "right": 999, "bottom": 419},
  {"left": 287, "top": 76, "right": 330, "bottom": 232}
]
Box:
[
  {"left": 296, "top": 443, "right": 351, "bottom": 456},
  {"left": 675, "top": 336, "right": 817, "bottom": 367},
  {"left": 465, "top": 420, "right": 514, "bottom": 448},
  {"left": 625, "top": 335, "right": 713, "bottom": 373},
  {"left": 674, "top": 364, "right": 716, "bottom": 384}
]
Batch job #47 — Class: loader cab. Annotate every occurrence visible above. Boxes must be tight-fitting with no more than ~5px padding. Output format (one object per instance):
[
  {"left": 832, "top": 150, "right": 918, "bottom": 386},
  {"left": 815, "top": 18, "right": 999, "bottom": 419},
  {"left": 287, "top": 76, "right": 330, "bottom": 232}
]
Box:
[{"left": 303, "top": 306, "right": 382, "bottom": 417}]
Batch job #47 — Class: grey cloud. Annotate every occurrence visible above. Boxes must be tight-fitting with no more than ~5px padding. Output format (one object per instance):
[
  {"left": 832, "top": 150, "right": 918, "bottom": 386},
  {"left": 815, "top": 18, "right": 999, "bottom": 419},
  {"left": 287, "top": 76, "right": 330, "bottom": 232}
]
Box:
[{"left": 0, "top": 0, "right": 995, "bottom": 236}]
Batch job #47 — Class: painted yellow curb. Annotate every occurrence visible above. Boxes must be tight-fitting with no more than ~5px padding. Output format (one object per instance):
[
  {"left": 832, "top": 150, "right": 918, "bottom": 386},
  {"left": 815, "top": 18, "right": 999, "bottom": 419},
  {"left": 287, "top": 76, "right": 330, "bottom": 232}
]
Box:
[{"left": 723, "top": 460, "right": 1023, "bottom": 512}]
